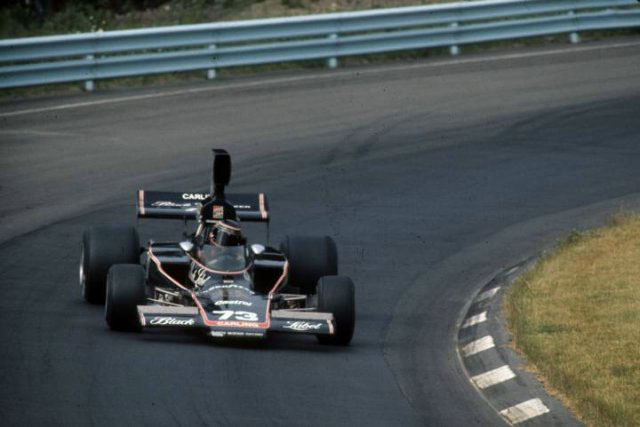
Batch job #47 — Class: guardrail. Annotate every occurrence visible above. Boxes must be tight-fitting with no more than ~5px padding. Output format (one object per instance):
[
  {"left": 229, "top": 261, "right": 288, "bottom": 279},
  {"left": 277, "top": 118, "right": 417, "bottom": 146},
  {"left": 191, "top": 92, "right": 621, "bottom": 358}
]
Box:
[{"left": 1, "top": 0, "right": 639, "bottom": 90}]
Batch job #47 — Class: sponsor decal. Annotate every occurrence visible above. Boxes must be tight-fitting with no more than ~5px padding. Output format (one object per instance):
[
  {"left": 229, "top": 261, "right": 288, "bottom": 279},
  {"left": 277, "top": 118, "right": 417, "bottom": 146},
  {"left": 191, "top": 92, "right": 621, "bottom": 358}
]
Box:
[
  {"left": 182, "top": 193, "right": 209, "bottom": 200},
  {"left": 212, "top": 205, "right": 224, "bottom": 219},
  {"left": 209, "top": 284, "right": 254, "bottom": 294},
  {"left": 151, "top": 201, "right": 192, "bottom": 208},
  {"left": 245, "top": 332, "right": 265, "bottom": 337},
  {"left": 210, "top": 331, "right": 265, "bottom": 337},
  {"left": 180, "top": 193, "right": 252, "bottom": 209},
  {"left": 150, "top": 317, "right": 195, "bottom": 326},
  {"left": 190, "top": 267, "right": 211, "bottom": 287},
  {"left": 214, "top": 300, "right": 252, "bottom": 307},
  {"left": 215, "top": 321, "right": 262, "bottom": 328},
  {"left": 283, "top": 321, "right": 323, "bottom": 331}
]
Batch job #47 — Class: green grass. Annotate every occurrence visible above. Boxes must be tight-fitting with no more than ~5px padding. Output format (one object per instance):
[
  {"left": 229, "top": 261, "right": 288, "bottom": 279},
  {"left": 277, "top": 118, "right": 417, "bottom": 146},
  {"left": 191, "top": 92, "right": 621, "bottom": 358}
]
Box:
[
  {"left": 506, "top": 213, "right": 640, "bottom": 426},
  {"left": 0, "top": 0, "right": 460, "bottom": 39}
]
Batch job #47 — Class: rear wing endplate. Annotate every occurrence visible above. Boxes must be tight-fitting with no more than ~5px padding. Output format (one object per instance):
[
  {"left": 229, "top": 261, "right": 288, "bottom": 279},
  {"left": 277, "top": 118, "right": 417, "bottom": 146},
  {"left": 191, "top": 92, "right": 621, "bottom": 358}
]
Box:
[{"left": 137, "top": 190, "right": 268, "bottom": 222}]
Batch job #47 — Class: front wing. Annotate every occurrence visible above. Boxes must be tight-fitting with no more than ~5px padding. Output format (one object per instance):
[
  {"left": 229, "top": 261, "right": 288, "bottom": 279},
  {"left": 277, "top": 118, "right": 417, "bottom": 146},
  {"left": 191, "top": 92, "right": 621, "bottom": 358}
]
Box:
[{"left": 138, "top": 306, "right": 334, "bottom": 339}]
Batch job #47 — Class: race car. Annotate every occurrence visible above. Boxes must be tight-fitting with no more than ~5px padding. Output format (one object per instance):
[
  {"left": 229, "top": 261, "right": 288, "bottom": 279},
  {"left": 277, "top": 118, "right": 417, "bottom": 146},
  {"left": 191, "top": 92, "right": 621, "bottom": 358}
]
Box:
[{"left": 79, "top": 149, "right": 355, "bottom": 345}]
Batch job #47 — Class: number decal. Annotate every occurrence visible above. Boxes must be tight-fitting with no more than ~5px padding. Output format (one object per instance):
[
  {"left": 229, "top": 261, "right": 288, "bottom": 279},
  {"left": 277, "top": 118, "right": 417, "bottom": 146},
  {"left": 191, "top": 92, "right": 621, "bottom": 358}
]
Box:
[
  {"left": 235, "top": 311, "right": 258, "bottom": 321},
  {"left": 212, "top": 310, "right": 234, "bottom": 320},
  {"left": 212, "top": 310, "right": 258, "bottom": 322}
]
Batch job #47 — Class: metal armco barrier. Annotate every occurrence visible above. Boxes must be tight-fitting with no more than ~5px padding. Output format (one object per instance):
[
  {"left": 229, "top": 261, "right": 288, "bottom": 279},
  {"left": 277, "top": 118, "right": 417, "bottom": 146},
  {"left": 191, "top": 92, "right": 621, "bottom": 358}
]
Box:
[{"left": 1, "top": 0, "right": 638, "bottom": 90}]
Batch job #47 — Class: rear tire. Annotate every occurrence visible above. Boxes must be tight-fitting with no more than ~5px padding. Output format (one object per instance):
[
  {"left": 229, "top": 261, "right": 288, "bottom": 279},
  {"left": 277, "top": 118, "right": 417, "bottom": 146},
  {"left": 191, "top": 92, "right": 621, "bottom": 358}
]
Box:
[
  {"left": 80, "top": 226, "right": 139, "bottom": 304},
  {"left": 279, "top": 235, "right": 337, "bottom": 294},
  {"left": 316, "top": 276, "right": 355, "bottom": 345},
  {"left": 105, "top": 264, "right": 146, "bottom": 332}
]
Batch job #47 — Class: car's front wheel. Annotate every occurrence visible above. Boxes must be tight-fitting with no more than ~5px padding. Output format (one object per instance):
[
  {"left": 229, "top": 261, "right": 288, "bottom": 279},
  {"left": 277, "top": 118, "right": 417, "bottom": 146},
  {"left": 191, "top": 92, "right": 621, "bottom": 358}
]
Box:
[
  {"left": 316, "top": 276, "right": 355, "bottom": 345},
  {"left": 105, "top": 264, "right": 146, "bottom": 332}
]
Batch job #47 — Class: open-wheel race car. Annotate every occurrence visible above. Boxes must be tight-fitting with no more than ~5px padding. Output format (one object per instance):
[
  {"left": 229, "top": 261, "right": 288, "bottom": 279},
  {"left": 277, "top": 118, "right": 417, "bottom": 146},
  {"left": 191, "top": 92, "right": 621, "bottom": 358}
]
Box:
[{"left": 79, "top": 149, "right": 355, "bottom": 345}]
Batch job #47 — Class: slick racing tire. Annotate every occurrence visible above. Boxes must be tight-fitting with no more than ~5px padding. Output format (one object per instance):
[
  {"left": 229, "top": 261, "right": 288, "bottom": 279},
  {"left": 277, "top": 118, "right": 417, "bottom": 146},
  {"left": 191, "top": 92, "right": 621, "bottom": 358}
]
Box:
[
  {"left": 316, "top": 276, "right": 355, "bottom": 346},
  {"left": 279, "top": 236, "right": 337, "bottom": 294},
  {"left": 80, "top": 225, "right": 140, "bottom": 304},
  {"left": 105, "top": 264, "right": 146, "bottom": 332}
]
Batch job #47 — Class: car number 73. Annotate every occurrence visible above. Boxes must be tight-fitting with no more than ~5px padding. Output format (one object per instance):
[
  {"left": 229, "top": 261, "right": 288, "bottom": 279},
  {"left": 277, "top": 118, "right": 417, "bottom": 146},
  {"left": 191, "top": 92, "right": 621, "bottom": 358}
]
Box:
[{"left": 212, "top": 310, "right": 258, "bottom": 321}]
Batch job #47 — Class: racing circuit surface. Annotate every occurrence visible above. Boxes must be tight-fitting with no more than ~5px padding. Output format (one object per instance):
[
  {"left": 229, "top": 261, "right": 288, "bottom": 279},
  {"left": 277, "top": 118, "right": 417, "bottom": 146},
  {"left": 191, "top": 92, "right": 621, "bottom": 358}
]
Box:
[{"left": 1, "top": 40, "right": 640, "bottom": 425}]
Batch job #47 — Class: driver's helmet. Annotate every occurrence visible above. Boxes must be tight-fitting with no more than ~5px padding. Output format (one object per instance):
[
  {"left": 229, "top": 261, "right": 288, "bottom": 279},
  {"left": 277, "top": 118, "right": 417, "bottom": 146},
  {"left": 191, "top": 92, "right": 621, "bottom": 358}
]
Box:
[
  {"left": 199, "top": 219, "right": 246, "bottom": 272},
  {"left": 208, "top": 219, "right": 243, "bottom": 247}
]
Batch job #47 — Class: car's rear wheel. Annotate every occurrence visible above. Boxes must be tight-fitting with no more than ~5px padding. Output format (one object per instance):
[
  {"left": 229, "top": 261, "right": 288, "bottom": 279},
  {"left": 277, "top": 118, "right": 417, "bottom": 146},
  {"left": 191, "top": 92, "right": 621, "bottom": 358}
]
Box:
[
  {"left": 80, "top": 225, "right": 140, "bottom": 304},
  {"left": 316, "top": 276, "right": 355, "bottom": 346},
  {"left": 279, "top": 235, "right": 337, "bottom": 294},
  {"left": 105, "top": 264, "right": 146, "bottom": 332}
]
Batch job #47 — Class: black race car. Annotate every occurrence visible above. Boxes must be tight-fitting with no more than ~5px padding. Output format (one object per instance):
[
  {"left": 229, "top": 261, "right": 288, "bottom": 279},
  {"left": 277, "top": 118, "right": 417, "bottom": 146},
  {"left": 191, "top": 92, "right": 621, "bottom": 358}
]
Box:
[{"left": 79, "top": 149, "right": 355, "bottom": 345}]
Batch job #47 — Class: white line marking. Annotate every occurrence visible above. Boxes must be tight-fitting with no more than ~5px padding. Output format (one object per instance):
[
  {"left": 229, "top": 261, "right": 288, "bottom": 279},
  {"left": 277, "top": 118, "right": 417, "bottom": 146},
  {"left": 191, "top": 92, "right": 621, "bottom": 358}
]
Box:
[
  {"left": 461, "top": 335, "right": 495, "bottom": 357},
  {"left": 461, "top": 311, "right": 487, "bottom": 329},
  {"left": 500, "top": 398, "right": 550, "bottom": 424},
  {"left": 0, "top": 129, "right": 83, "bottom": 137},
  {"left": 2, "top": 40, "right": 639, "bottom": 118},
  {"left": 505, "top": 266, "right": 520, "bottom": 275},
  {"left": 476, "top": 286, "right": 500, "bottom": 302},
  {"left": 471, "top": 365, "right": 516, "bottom": 389}
]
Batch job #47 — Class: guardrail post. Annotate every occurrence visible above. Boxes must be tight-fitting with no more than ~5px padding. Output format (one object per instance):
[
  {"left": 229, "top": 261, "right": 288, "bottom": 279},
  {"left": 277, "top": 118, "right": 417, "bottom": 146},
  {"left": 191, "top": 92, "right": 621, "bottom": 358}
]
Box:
[
  {"left": 568, "top": 10, "right": 581, "bottom": 44},
  {"left": 327, "top": 33, "right": 338, "bottom": 69},
  {"left": 84, "top": 54, "right": 95, "bottom": 92},
  {"left": 449, "top": 22, "right": 460, "bottom": 56},
  {"left": 208, "top": 44, "right": 217, "bottom": 79}
]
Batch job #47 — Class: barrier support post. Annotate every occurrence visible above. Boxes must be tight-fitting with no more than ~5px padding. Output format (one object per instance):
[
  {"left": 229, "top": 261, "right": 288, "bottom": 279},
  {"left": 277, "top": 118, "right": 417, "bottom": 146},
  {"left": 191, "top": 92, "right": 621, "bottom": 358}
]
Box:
[
  {"left": 84, "top": 54, "right": 95, "bottom": 91},
  {"left": 327, "top": 33, "right": 338, "bottom": 69},
  {"left": 568, "top": 10, "right": 581, "bottom": 43},
  {"left": 208, "top": 44, "right": 217, "bottom": 79},
  {"left": 449, "top": 22, "right": 460, "bottom": 56}
]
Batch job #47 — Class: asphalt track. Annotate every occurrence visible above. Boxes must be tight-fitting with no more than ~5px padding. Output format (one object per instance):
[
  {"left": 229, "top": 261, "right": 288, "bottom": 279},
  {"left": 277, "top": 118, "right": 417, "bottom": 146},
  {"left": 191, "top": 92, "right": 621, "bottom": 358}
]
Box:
[{"left": 1, "top": 40, "right": 639, "bottom": 426}]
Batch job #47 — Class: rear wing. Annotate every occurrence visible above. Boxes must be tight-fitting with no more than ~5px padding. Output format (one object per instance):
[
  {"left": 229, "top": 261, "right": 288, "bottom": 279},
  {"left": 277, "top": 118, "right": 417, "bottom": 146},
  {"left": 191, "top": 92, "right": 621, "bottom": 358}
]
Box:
[{"left": 137, "top": 190, "right": 268, "bottom": 222}]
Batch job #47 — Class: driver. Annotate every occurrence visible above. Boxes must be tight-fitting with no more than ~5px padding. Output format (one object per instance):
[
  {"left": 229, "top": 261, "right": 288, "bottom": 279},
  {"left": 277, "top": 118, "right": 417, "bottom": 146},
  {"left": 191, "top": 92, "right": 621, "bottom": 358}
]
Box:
[
  {"left": 208, "top": 219, "right": 243, "bottom": 247},
  {"left": 199, "top": 219, "right": 247, "bottom": 272}
]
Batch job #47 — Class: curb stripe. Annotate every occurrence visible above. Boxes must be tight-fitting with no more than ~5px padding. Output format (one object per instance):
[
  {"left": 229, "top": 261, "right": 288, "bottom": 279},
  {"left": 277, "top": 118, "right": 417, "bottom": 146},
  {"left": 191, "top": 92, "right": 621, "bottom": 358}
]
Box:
[
  {"left": 500, "top": 398, "right": 550, "bottom": 424},
  {"left": 461, "top": 311, "right": 487, "bottom": 329},
  {"left": 476, "top": 286, "right": 500, "bottom": 302},
  {"left": 461, "top": 335, "right": 495, "bottom": 357},
  {"left": 471, "top": 365, "right": 515, "bottom": 389}
]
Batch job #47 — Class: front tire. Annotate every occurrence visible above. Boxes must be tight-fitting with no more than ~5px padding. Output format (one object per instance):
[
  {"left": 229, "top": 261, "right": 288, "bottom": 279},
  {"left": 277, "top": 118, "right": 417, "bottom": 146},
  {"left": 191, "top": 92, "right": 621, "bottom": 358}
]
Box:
[
  {"left": 105, "top": 264, "right": 146, "bottom": 332},
  {"left": 316, "top": 276, "right": 355, "bottom": 345},
  {"left": 279, "top": 235, "right": 337, "bottom": 294},
  {"left": 80, "top": 226, "right": 140, "bottom": 304}
]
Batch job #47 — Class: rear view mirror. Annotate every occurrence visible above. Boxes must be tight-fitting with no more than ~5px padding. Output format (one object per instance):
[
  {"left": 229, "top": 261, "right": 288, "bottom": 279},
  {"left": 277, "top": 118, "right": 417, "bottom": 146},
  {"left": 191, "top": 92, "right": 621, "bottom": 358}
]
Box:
[
  {"left": 251, "top": 244, "right": 266, "bottom": 255},
  {"left": 179, "top": 240, "right": 194, "bottom": 253}
]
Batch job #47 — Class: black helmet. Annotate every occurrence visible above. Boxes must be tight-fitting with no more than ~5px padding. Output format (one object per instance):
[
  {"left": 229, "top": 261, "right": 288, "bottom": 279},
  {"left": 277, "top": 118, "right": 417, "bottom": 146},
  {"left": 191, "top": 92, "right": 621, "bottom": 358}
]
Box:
[{"left": 208, "top": 219, "right": 243, "bottom": 247}]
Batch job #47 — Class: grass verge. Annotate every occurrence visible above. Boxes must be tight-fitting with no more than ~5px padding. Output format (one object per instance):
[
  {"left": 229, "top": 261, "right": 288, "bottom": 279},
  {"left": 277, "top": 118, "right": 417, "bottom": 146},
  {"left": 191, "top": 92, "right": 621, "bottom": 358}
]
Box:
[
  {"left": 505, "top": 213, "right": 640, "bottom": 427},
  {"left": 0, "top": 0, "right": 460, "bottom": 39}
]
